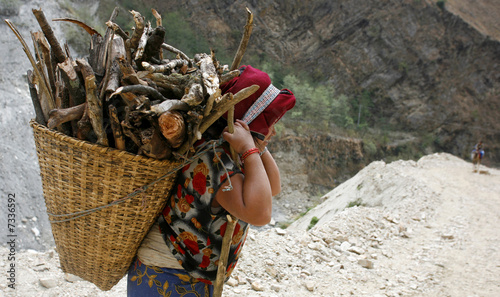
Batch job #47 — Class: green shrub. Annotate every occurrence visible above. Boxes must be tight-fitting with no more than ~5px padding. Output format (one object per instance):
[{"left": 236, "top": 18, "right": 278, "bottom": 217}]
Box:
[
  {"left": 436, "top": 0, "right": 446, "bottom": 9},
  {"left": 347, "top": 198, "right": 363, "bottom": 208},
  {"left": 308, "top": 216, "right": 319, "bottom": 230}
]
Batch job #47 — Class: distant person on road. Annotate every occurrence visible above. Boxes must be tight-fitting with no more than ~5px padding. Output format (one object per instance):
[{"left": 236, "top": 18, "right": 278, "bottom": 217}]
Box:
[{"left": 471, "top": 140, "right": 484, "bottom": 171}]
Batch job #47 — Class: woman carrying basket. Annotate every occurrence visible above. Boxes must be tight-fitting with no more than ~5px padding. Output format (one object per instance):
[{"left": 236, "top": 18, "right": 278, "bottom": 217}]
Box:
[{"left": 127, "top": 65, "right": 296, "bottom": 296}]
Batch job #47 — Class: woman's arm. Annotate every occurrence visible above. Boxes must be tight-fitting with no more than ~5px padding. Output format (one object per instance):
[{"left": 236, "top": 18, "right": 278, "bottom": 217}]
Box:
[
  {"left": 259, "top": 149, "right": 281, "bottom": 196},
  {"left": 213, "top": 120, "right": 273, "bottom": 226}
]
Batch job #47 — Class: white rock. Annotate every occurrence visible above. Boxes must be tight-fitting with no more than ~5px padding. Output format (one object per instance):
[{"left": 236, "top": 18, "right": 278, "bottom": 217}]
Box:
[
  {"left": 275, "top": 228, "right": 287, "bottom": 236},
  {"left": 64, "top": 273, "right": 83, "bottom": 283},
  {"left": 340, "top": 241, "right": 351, "bottom": 251},
  {"left": 31, "top": 227, "right": 40, "bottom": 237},
  {"left": 358, "top": 259, "right": 374, "bottom": 269},
  {"left": 226, "top": 277, "right": 238, "bottom": 287},
  {"left": 348, "top": 246, "right": 364, "bottom": 255},
  {"left": 251, "top": 280, "right": 264, "bottom": 291},
  {"left": 271, "top": 284, "right": 283, "bottom": 292},
  {"left": 305, "top": 281, "right": 315, "bottom": 291},
  {"left": 39, "top": 277, "right": 58, "bottom": 288}
]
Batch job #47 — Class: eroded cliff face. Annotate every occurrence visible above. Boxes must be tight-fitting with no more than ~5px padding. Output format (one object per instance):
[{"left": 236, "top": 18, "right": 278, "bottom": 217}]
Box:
[
  {"left": 144, "top": 0, "right": 500, "bottom": 165},
  {"left": 269, "top": 133, "right": 365, "bottom": 189}
]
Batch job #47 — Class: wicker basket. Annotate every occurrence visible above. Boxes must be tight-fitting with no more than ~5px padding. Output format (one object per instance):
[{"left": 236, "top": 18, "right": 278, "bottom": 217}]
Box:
[{"left": 30, "top": 120, "right": 182, "bottom": 290}]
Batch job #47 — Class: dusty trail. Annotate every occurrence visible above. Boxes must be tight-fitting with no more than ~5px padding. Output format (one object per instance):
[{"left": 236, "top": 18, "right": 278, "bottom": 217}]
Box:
[{"left": 417, "top": 157, "right": 500, "bottom": 297}]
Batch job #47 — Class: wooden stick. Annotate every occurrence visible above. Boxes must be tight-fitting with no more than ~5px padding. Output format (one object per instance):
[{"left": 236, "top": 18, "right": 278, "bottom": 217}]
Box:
[
  {"left": 108, "top": 104, "right": 126, "bottom": 150},
  {"left": 53, "top": 18, "right": 101, "bottom": 36},
  {"left": 134, "top": 23, "right": 151, "bottom": 61},
  {"left": 129, "top": 10, "right": 145, "bottom": 51},
  {"left": 76, "top": 105, "right": 93, "bottom": 140},
  {"left": 118, "top": 57, "right": 148, "bottom": 86},
  {"left": 106, "top": 21, "right": 129, "bottom": 41},
  {"left": 230, "top": 8, "right": 254, "bottom": 71},
  {"left": 175, "top": 85, "right": 259, "bottom": 157},
  {"left": 138, "top": 127, "right": 171, "bottom": 159},
  {"left": 27, "top": 70, "right": 46, "bottom": 125},
  {"left": 84, "top": 76, "right": 108, "bottom": 146},
  {"left": 151, "top": 9, "right": 163, "bottom": 60},
  {"left": 47, "top": 103, "right": 86, "bottom": 129},
  {"left": 32, "top": 31, "right": 56, "bottom": 96},
  {"left": 143, "top": 26, "right": 165, "bottom": 62},
  {"left": 32, "top": 8, "right": 66, "bottom": 64},
  {"left": 203, "top": 89, "right": 221, "bottom": 117},
  {"left": 111, "top": 85, "right": 167, "bottom": 102},
  {"left": 58, "top": 57, "right": 86, "bottom": 106},
  {"left": 161, "top": 43, "right": 191, "bottom": 66},
  {"left": 227, "top": 107, "right": 240, "bottom": 169},
  {"left": 31, "top": 33, "right": 56, "bottom": 120},
  {"left": 5, "top": 20, "right": 55, "bottom": 120},
  {"left": 199, "top": 85, "right": 259, "bottom": 135},
  {"left": 220, "top": 70, "right": 240, "bottom": 85},
  {"left": 213, "top": 215, "right": 239, "bottom": 297}
]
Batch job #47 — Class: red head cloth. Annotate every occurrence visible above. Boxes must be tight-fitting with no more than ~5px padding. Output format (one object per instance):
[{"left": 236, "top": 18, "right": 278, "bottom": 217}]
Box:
[{"left": 220, "top": 65, "right": 296, "bottom": 138}]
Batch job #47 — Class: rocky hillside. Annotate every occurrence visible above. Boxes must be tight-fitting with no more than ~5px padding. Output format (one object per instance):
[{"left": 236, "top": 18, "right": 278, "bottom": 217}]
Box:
[{"left": 139, "top": 0, "right": 500, "bottom": 165}]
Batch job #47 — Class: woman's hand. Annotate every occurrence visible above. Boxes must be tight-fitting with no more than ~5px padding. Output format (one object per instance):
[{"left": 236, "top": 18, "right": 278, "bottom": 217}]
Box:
[{"left": 222, "top": 120, "right": 256, "bottom": 154}]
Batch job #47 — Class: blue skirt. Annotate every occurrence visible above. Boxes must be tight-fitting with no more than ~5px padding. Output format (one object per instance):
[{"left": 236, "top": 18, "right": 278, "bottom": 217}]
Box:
[{"left": 127, "top": 258, "right": 213, "bottom": 297}]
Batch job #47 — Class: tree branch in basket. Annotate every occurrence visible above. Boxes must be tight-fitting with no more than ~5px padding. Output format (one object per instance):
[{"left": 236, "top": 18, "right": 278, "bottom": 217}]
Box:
[
  {"left": 47, "top": 103, "right": 87, "bottom": 129},
  {"left": 111, "top": 85, "right": 167, "bottom": 103},
  {"left": 118, "top": 57, "right": 148, "bottom": 86},
  {"left": 58, "top": 57, "right": 86, "bottom": 106},
  {"left": 27, "top": 70, "right": 47, "bottom": 125},
  {"left": 84, "top": 76, "right": 108, "bottom": 146},
  {"left": 230, "top": 7, "right": 254, "bottom": 71},
  {"left": 108, "top": 104, "right": 126, "bottom": 150},
  {"left": 106, "top": 21, "right": 129, "bottom": 41},
  {"left": 53, "top": 18, "right": 101, "bottom": 37},
  {"left": 32, "top": 32, "right": 56, "bottom": 96},
  {"left": 161, "top": 43, "right": 192, "bottom": 67},
  {"left": 32, "top": 8, "right": 66, "bottom": 64},
  {"left": 128, "top": 10, "right": 145, "bottom": 52}
]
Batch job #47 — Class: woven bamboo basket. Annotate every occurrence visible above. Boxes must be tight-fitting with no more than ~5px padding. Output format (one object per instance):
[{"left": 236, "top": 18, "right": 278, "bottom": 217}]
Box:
[{"left": 30, "top": 120, "right": 182, "bottom": 290}]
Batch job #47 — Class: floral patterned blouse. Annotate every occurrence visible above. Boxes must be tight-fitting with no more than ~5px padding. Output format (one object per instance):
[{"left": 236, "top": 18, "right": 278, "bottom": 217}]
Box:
[{"left": 158, "top": 141, "right": 249, "bottom": 284}]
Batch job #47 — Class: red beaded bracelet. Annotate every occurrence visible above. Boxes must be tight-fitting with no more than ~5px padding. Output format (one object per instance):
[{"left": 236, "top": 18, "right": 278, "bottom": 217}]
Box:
[{"left": 240, "top": 147, "right": 260, "bottom": 163}]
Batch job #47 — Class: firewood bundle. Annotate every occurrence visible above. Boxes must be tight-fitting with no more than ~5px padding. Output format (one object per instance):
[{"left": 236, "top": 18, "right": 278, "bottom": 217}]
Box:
[{"left": 7, "top": 7, "right": 256, "bottom": 160}]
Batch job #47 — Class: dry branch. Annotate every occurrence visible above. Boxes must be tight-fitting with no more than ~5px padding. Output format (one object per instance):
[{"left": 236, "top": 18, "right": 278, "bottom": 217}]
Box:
[
  {"left": 106, "top": 21, "right": 129, "bottom": 41},
  {"left": 84, "top": 76, "right": 108, "bottom": 146},
  {"left": 128, "top": 10, "right": 145, "bottom": 52},
  {"left": 32, "top": 8, "right": 66, "bottom": 64},
  {"left": 213, "top": 215, "right": 239, "bottom": 297},
  {"left": 27, "top": 70, "right": 46, "bottom": 125},
  {"left": 161, "top": 43, "right": 192, "bottom": 66},
  {"left": 230, "top": 8, "right": 254, "bottom": 71},
  {"left": 58, "top": 57, "right": 86, "bottom": 106},
  {"left": 108, "top": 104, "right": 126, "bottom": 150},
  {"left": 47, "top": 103, "right": 86, "bottom": 129},
  {"left": 53, "top": 18, "right": 101, "bottom": 36}
]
